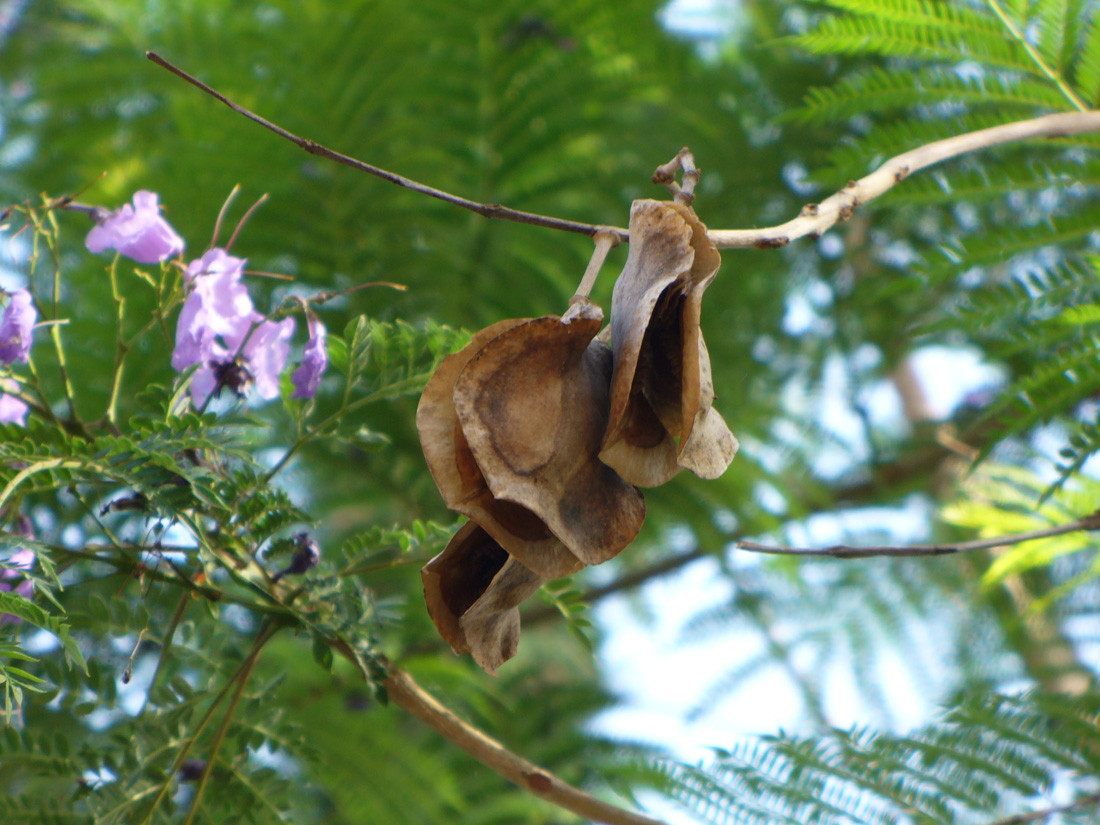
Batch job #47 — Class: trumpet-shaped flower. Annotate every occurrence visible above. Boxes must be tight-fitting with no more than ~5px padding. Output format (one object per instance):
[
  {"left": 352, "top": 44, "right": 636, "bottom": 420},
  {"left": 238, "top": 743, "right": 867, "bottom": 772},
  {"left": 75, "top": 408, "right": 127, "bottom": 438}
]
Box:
[
  {"left": 171, "top": 249, "right": 255, "bottom": 373},
  {"left": 0, "top": 289, "right": 36, "bottom": 365},
  {"left": 86, "top": 191, "right": 185, "bottom": 264},
  {"left": 187, "top": 313, "right": 295, "bottom": 406},
  {"left": 291, "top": 315, "right": 327, "bottom": 399}
]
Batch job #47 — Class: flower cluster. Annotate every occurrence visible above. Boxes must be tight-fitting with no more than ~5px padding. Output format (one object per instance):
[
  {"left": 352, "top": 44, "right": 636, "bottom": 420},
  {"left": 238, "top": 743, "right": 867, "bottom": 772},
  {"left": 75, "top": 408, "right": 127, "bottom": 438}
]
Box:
[{"left": 84, "top": 190, "right": 328, "bottom": 408}]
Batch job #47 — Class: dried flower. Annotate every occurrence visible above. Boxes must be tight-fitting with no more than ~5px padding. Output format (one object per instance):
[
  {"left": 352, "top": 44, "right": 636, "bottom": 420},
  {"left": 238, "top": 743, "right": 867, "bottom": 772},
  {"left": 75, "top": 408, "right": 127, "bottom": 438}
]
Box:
[
  {"left": 271, "top": 532, "right": 321, "bottom": 582},
  {"left": 291, "top": 315, "right": 327, "bottom": 399},
  {"left": 0, "top": 289, "right": 36, "bottom": 366},
  {"left": 85, "top": 191, "right": 185, "bottom": 264}
]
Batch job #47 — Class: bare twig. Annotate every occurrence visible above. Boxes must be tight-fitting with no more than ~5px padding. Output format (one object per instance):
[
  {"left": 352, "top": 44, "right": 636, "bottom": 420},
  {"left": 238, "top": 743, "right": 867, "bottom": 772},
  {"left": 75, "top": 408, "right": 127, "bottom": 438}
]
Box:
[
  {"left": 984, "top": 792, "right": 1100, "bottom": 825},
  {"left": 651, "top": 147, "right": 700, "bottom": 206},
  {"left": 145, "top": 52, "right": 627, "bottom": 242},
  {"left": 570, "top": 230, "right": 620, "bottom": 304},
  {"left": 383, "top": 665, "right": 667, "bottom": 825},
  {"left": 708, "top": 111, "right": 1100, "bottom": 249},
  {"left": 145, "top": 54, "right": 1100, "bottom": 257},
  {"left": 737, "top": 511, "right": 1100, "bottom": 559}
]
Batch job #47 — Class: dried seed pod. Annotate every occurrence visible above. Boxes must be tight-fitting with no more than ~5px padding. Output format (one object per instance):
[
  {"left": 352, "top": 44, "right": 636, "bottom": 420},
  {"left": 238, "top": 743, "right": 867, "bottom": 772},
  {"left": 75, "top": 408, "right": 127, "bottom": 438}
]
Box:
[
  {"left": 417, "top": 320, "right": 584, "bottom": 578},
  {"left": 422, "top": 522, "right": 545, "bottom": 675},
  {"left": 600, "top": 199, "right": 738, "bottom": 485},
  {"left": 453, "top": 301, "right": 645, "bottom": 567}
]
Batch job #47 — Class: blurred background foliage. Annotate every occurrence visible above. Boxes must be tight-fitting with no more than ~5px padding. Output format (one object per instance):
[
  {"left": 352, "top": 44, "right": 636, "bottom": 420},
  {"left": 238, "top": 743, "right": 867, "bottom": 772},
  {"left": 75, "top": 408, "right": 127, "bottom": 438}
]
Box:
[{"left": 3, "top": 0, "right": 1100, "bottom": 822}]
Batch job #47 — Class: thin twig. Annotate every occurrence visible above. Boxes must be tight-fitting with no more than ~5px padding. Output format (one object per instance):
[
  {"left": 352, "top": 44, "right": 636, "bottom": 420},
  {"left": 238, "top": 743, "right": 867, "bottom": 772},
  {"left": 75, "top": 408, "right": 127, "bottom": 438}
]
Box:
[
  {"left": 145, "top": 54, "right": 1100, "bottom": 257},
  {"left": 145, "top": 52, "right": 626, "bottom": 242},
  {"left": 225, "top": 192, "right": 269, "bottom": 252},
  {"left": 383, "top": 665, "right": 668, "bottom": 825},
  {"left": 651, "top": 147, "right": 700, "bottom": 206},
  {"left": 736, "top": 512, "right": 1100, "bottom": 559},
  {"left": 708, "top": 111, "right": 1100, "bottom": 249},
  {"left": 139, "top": 623, "right": 276, "bottom": 825},
  {"left": 570, "top": 230, "right": 620, "bottom": 303},
  {"left": 138, "top": 590, "right": 190, "bottom": 717},
  {"left": 983, "top": 792, "right": 1100, "bottom": 825},
  {"left": 182, "top": 622, "right": 275, "bottom": 825}
]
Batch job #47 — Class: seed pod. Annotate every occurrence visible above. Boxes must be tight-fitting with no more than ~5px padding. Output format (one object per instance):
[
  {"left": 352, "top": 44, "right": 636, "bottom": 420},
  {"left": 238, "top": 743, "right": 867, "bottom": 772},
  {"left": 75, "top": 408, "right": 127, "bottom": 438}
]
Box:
[{"left": 600, "top": 199, "right": 738, "bottom": 485}]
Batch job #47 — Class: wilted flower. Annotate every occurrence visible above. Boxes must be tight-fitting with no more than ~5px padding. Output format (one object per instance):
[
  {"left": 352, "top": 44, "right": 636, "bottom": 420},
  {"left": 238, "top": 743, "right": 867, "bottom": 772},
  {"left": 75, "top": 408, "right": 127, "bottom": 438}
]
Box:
[
  {"left": 291, "top": 315, "right": 327, "bottom": 399},
  {"left": 0, "top": 379, "right": 27, "bottom": 426},
  {"left": 85, "top": 191, "right": 185, "bottom": 264},
  {"left": 271, "top": 532, "right": 321, "bottom": 582},
  {"left": 0, "top": 289, "right": 36, "bottom": 365}
]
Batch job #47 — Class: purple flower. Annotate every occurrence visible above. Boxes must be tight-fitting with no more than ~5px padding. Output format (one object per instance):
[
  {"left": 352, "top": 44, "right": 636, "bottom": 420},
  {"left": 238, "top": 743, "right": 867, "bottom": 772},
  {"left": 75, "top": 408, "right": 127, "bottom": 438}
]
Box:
[
  {"left": 1, "top": 546, "right": 35, "bottom": 625},
  {"left": 0, "top": 379, "right": 27, "bottom": 426},
  {"left": 173, "top": 248, "right": 294, "bottom": 406},
  {"left": 0, "top": 289, "right": 36, "bottom": 365},
  {"left": 291, "top": 315, "right": 327, "bottom": 399},
  {"left": 188, "top": 314, "right": 295, "bottom": 406},
  {"left": 171, "top": 250, "right": 254, "bottom": 373},
  {"left": 86, "top": 191, "right": 185, "bottom": 264}
]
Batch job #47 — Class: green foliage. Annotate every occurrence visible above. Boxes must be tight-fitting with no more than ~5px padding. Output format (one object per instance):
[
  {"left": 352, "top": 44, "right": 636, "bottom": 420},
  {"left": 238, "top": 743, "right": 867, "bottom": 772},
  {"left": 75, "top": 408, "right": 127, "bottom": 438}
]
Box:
[
  {"left": 654, "top": 690, "right": 1100, "bottom": 825},
  {"left": 3, "top": 0, "right": 1100, "bottom": 824}
]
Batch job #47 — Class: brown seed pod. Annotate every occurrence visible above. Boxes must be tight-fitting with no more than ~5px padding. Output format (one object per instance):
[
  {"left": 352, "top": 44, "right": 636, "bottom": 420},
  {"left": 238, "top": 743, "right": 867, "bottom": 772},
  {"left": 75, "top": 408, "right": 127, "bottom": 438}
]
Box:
[
  {"left": 417, "top": 320, "right": 584, "bottom": 579},
  {"left": 600, "top": 199, "right": 738, "bottom": 485},
  {"left": 453, "top": 301, "right": 645, "bottom": 567},
  {"left": 422, "top": 522, "right": 545, "bottom": 675}
]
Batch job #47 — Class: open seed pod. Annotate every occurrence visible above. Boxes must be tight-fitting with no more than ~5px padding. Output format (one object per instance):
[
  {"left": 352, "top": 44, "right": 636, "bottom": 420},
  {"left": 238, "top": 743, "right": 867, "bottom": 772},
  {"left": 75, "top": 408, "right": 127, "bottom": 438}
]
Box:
[
  {"left": 452, "top": 301, "right": 646, "bottom": 568},
  {"left": 417, "top": 319, "right": 585, "bottom": 579},
  {"left": 422, "top": 521, "right": 545, "bottom": 675},
  {"left": 600, "top": 199, "right": 738, "bottom": 485}
]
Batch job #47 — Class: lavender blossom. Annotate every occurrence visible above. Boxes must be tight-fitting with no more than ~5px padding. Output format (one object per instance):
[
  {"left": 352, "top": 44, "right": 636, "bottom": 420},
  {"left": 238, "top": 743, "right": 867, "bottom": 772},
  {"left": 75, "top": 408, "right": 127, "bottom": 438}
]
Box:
[
  {"left": 291, "top": 315, "right": 327, "bottom": 399},
  {"left": 187, "top": 314, "right": 295, "bottom": 406},
  {"left": 86, "top": 191, "right": 185, "bottom": 264},
  {"left": 171, "top": 249, "right": 254, "bottom": 373},
  {"left": 0, "top": 379, "right": 27, "bottom": 426},
  {"left": 0, "top": 289, "right": 36, "bottom": 365}
]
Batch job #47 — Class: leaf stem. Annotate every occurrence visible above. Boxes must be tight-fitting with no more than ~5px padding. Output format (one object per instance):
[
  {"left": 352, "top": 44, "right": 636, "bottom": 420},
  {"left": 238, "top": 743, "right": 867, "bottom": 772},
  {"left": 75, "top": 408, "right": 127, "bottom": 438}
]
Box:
[
  {"left": 140, "top": 622, "right": 277, "bottom": 825},
  {"left": 106, "top": 256, "right": 127, "bottom": 426},
  {"left": 138, "top": 590, "right": 190, "bottom": 717},
  {"left": 985, "top": 0, "right": 1087, "bottom": 111},
  {"left": 181, "top": 622, "right": 275, "bottom": 825}
]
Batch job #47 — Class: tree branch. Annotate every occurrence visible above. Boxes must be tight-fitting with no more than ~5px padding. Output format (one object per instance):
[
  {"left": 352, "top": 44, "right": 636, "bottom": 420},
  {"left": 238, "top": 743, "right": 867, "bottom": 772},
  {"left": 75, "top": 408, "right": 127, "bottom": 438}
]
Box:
[
  {"left": 144, "top": 52, "right": 626, "bottom": 242},
  {"left": 708, "top": 111, "right": 1100, "bottom": 249},
  {"left": 984, "top": 792, "right": 1100, "bottom": 825},
  {"left": 383, "top": 665, "right": 668, "bottom": 825},
  {"left": 145, "top": 53, "right": 1100, "bottom": 257},
  {"left": 736, "top": 511, "right": 1100, "bottom": 559}
]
